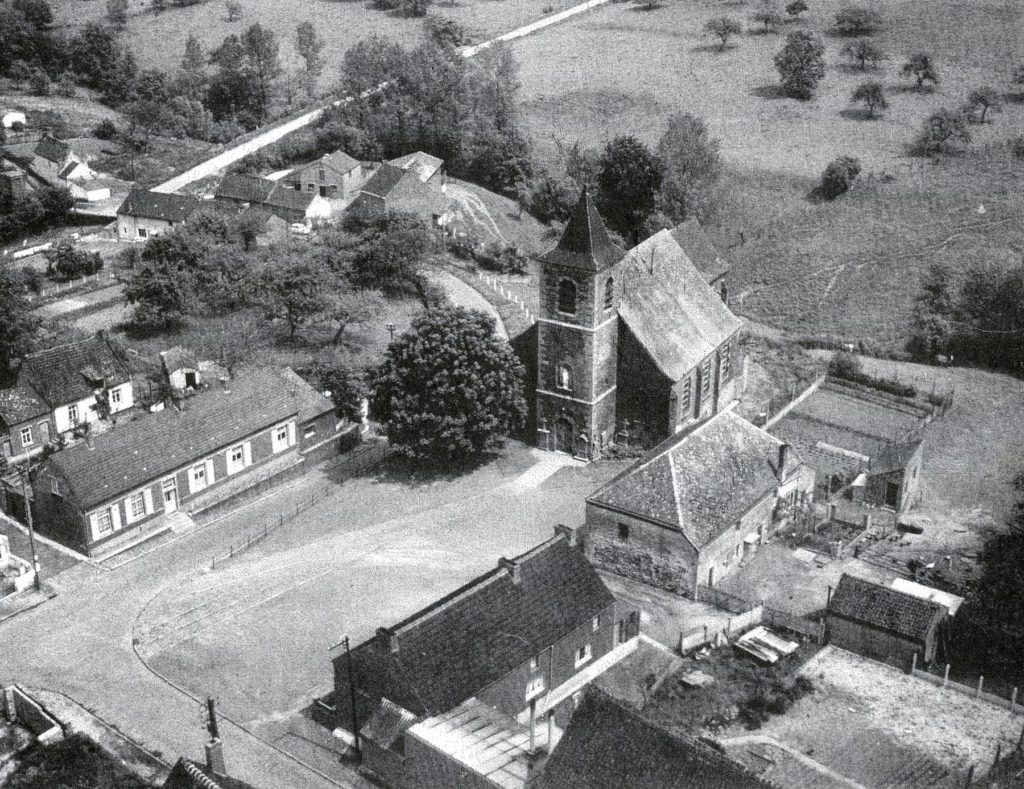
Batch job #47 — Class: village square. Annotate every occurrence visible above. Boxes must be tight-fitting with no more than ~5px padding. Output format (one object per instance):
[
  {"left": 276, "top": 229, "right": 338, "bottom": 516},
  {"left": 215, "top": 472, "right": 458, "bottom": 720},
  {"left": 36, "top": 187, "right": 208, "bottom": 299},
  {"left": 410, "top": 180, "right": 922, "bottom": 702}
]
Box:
[{"left": 0, "top": 0, "right": 1023, "bottom": 787}]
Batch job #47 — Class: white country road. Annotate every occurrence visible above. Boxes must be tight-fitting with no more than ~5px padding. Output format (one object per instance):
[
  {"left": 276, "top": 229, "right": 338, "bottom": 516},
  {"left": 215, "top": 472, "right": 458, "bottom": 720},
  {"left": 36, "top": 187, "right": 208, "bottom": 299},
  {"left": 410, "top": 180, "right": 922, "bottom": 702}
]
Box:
[{"left": 152, "top": 0, "right": 615, "bottom": 195}]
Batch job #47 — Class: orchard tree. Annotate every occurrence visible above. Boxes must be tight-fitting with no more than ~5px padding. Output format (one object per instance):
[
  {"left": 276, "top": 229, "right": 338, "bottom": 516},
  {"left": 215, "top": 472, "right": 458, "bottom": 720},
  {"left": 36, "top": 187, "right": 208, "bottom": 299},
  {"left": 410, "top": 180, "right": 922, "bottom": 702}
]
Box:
[
  {"left": 851, "top": 81, "right": 887, "bottom": 118},
  {"left": 785, "top": 0, "right": 807, "bottom": 19},
  {"left": 841, "top": 38, "right": 883, "bottom": 70},
  {"left": 295, "top": 21, "right": 325, "bottom": 94},
  {"left": 259, "top": 260, "right": 330, "bottom": 340},
  {"left": 915, "top": 107, "right": 970, "bottom": 155},
  {"left": 817, "top": 155, "right": 860, "bottom": 199},
  {"left": 908, "top": 263, "right": 953, "bottom": 360},
  {"left": 965, "top": 86, "right": 1002, "bottom": 123},
  {"left": 326, "top": 288, "right": 386, "bottom": 345},
  {"left": 655, "top": 112, "right": 721, "bottom": 222},
  {"left": 595, "top": 135, "right": 663, "bottom": 244},
  {"left": 705, "top": 16, "right": 742, "bottom": 51},
  {"left": 751, "top": 3, "right": 783, "bottom": 33},
  {"left": 902, "top": 53, "right": 938, "bottom": 91},
  {"left": 833, "top": 4, "right": 882, "bottom": 36},
  {"left": 371, "top": 305, "right": 527, "bottom": 466},
  {"left": 0, "top": 269, "right": 39, "bottom": 382},
  {"left": 775, "top": 30, "right": 826, "bottom": 99}
]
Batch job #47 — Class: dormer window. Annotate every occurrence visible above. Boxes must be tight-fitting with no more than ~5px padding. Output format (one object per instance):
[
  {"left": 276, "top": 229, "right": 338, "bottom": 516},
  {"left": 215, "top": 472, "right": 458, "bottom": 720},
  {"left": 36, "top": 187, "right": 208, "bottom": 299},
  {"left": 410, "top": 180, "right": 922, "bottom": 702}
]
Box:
[{"left": 557, "top": 278, "right": 577, "bottom": 315}]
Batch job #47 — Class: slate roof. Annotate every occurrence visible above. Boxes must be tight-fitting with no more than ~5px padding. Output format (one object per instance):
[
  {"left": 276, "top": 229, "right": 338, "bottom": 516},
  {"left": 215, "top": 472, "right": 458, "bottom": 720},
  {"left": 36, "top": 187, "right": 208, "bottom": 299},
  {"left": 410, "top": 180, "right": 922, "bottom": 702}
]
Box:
[
  {"left": 23, "top": 335, "right": 130, "bottom": 407},
  {"left": 343, "top": 534, "right": 615, "bottom": 716},
  {"left": 162, "top": 759, "right": 257, "bottom": 789},
  {"left": 214, "top": 174, "right": 276, "bottom": 204},
  {"left": 350, "top": 165, "right": 448, "bottom": 218},
  {"left": 0, "top": 376, "right": 49, "bottom": 427},
  {"left": 670, "top": 218, "right": 730, "bottom": 284},
  {"left": 48, "top": 367, "right": 324, "bottom": 510},
  {"left": 588, "top": 411, "right": 800, "bottom": 550},
  {"left": 358, "top": 164, "right": 407, "bottom": 198},
  {"left": 618, "top": 229, "right": 741, "bottom": 381},
  {"left": 388, "top": 151, "right": 443, "bottom": 182},
  {"left": 263, "top": 183, "right": 315, "bottom": 213},
  {"left": 539, "top": 189, "right": 624, "bottom": 273},
  {"left": 828, "top": 574, "right": 946, "bottom": 641},
  {"left": 117, "top": 188, "right": 200, "bottom": 223},
  {"left": 278, "top": 367, "right": 333, "bottom": 423},
  {"left": 34, "top": 135, "right": 70, "bottom": 163},
  {"left": 320, "top": 150, "right": 361, "bottom": 176},
  {"left": 539, "top": 689, "right": 775, "bottom": 789}
]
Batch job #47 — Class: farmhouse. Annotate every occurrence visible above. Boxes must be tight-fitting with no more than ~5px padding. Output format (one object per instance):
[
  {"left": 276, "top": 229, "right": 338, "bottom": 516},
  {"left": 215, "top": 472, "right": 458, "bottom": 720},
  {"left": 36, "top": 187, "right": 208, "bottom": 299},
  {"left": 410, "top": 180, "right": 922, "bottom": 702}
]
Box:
[
  {"left": 0, "top": 376, "right": 50, "bottom": 464},
  {"left": 32, "top": 367, "right": 344, "bottom": 559},
  {"left": 347, "top": 163, "right": 450, "bottom": 223},
  {"left": 327, "top": 529, "right": 639, "bottom": 788},
  {"left": 826, "top": 573, "right": 947, "bottom": 668},
  {"left": 279, "top": 151, "right": 364, "bottom": 199},
  {"left": 388, "top": 151, "right": 444, "bottom": 183},
  {"left": 534, "top": 191, "right": 742, "bottom": 458},
  {"left": 116, "top": 188, "right": 200, "bottom": 241},
  {"left": 769, "top": 379, "right": 929, "bottom": 512},
  {"left": 584, "top": 410, "right": 814, "bottom": 597},
  {"left": 262, "top": 183, "right": 331, "bottom": 225},
  {"left": 30, "top": 134, "right": 88, "bottom": 185},
  {"left": 212, "top": 173, "right": 277, "bottom": 210}
]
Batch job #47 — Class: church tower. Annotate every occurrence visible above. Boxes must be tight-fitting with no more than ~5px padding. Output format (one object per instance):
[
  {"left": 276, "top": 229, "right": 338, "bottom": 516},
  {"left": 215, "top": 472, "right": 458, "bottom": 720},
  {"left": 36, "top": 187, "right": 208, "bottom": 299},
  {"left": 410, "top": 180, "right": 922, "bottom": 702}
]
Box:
[{"left": 535, "top": 190, "right": 625, "bottom": 458}]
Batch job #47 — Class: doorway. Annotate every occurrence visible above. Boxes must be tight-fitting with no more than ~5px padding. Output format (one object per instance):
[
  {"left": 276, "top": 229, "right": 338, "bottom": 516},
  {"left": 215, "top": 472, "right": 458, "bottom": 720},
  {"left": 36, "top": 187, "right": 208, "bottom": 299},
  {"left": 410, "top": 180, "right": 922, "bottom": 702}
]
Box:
[
  {"left": 554, "top": 418, "right": 574, "bottom": 455},
  {"left": 885, "top": 481, "right": 900, "bottom": 509},
  {"left": 162, "top": 478, "right": 178, "bottom": 513}
]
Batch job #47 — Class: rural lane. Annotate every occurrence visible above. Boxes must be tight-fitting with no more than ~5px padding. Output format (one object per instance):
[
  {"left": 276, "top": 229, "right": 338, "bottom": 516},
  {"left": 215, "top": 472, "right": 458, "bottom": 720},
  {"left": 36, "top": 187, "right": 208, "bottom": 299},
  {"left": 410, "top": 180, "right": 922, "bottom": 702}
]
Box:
[{"left": 152, "top": 0, "right": 614, "bottom": 195}]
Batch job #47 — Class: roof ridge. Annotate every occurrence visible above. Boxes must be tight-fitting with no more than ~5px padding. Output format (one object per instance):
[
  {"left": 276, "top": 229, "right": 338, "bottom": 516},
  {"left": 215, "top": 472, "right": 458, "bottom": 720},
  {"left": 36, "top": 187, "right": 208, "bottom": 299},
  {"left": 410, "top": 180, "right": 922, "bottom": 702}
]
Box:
[
  {"left": 667, "top": 452, "right": 686, "bottom": 536},
  {"left": 509, "top": 533, "right": 563, "bottom": 564},
  {"left": 391, "top": 568, "right": 506, "bottom": 636}
]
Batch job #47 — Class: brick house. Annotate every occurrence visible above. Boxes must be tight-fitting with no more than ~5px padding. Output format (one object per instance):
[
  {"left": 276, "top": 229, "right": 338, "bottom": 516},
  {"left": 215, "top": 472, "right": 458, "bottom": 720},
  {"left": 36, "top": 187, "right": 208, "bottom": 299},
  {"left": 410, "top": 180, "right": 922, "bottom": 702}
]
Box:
[
  {"left": 280, "top": 151, "right": 364, "bottom": 199},
  {"left": 116, "top": 188, "right": 200, "bottom": 241},
  {"left": 534, "top": 191, "right": 742, "bottom": 459},
  {"left": 826, "top": 573, "right": 947, "bottom": 669},
  {"left": 328, "top": 529, "right": 640, "bottom": 788},
  {"left": 584, "top": 410, "right": 815, "bottom": 597},
  {"left": 33, "top": 367, "right": 344, "bottom": 558},
  {"left": 22, "top": 334, "right": 134, "bottom": 439},
  {"left": 0, "top": 377, "right": 50, "bottom": 464},
  {"left": 347, "top": 164, "right": 450, "bottom": 224}
]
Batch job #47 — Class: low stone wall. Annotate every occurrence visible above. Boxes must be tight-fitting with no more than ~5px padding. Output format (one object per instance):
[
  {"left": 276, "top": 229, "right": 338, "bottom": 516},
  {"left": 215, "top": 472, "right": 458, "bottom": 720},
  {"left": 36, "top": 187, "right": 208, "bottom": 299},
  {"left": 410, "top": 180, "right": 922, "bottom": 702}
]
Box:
[{"left": 4, "top": 686, "right": 63, "bottom": 744}]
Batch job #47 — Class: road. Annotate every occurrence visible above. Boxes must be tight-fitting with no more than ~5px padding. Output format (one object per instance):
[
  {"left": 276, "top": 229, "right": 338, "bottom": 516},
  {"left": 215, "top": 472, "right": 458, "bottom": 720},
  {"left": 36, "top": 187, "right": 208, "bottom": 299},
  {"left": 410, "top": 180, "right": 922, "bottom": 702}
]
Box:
[{"left": 424, "top": 268, "right": 508, "bottom": 339}]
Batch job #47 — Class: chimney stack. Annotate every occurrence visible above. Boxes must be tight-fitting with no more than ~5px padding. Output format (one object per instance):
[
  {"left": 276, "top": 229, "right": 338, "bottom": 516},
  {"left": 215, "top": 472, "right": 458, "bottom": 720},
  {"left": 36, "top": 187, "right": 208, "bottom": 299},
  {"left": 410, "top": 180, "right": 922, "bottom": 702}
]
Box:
[
  {"left": 776, "top": 443, "right": 789, "bottom": 480},
  {"left": 205, "top": 739, "right": 226, "bottom": 776},
  {"left": 376, "top": 626, "right": 399, "bottom": 654},
  {"left": 554, "top": 524, "right": 577, "bottom": 547},
  {"left": 498, "top": 557, "right": 522, "bottom": 584}
]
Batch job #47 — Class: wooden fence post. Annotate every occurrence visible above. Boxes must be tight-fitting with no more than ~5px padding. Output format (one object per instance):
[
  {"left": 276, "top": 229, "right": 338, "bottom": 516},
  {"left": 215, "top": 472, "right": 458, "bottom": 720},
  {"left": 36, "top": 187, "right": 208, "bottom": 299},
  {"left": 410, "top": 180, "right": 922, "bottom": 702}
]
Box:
[
  {"left": 911, "top": 652, "right": 917, "bottom": 674},
  {"left": 943, "top": 664, "right": 950, "bottom": 688},
  {"left": 977, "top": 676, "right": 984, "bottom": 699},
  {"left": 1011, "top": 687, "right": 1018, "bottom": 712}
]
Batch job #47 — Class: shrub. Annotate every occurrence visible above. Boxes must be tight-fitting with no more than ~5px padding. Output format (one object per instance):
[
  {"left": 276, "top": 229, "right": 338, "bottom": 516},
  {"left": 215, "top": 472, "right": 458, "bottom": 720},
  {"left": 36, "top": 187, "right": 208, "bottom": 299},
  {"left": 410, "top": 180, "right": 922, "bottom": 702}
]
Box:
[
  {"left": 913, "top": 108, "right": 970, "bottom": 156},
  {"left": 817, "top": 155, "right": 861, "bottom": 200},
  {"left": 786, "top": 0, "right": 808, "bottom": 18},
  {"left": 93, "top": 119, "right": 118, "bottom": 140},
  {"left": 28, "top": 70, "right": 51, "bottom": 96},
  {"left": 829, "top": 352, "right": 917, "bottom": 397},
  {"left": 828, "top": 350, "right": 862, "bottom": 379},
  {"left": 833, "top": 4, "right": 882, "bottom": 36}
]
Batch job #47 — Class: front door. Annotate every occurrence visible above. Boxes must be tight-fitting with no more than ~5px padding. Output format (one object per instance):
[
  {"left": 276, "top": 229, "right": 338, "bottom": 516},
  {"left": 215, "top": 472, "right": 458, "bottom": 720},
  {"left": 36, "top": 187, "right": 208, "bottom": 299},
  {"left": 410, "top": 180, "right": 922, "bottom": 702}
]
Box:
[
  {"left": 162, "top": 478, "right": 178, "bottom": 513},
  {"left": 885, "top": 481, "right": 900, "bottom": 508},
  {"left": 554, "top": 418, "right": 574, "bottom": 455}
]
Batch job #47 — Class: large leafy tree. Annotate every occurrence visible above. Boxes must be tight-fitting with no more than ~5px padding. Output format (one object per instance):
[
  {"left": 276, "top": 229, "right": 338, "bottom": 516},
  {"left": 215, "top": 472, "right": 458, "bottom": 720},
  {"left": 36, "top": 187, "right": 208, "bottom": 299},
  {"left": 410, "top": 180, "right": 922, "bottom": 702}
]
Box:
[
  {"left": 595, "top": 135, "right": 663, "bottom": 244},
  {"left": 295, "top": 21, "right": 325, "bottom": 95},
  {"left": 371, "top": 306, "right": 526, "bottom": 465},
  {"left": 259, "top": 259, "right": 331, "bottom": 340},
  {"left": 775, "top": 30, "right": 826, "bottom": 99},
  {"left": 0, "top": 269, "right": 39, "bottom": 383},
  {"left": 908, "top": 264, "right": 953, "bottom": 360},
  {"left": 656, "top": 113, "right": 721, "bottom": 223}
]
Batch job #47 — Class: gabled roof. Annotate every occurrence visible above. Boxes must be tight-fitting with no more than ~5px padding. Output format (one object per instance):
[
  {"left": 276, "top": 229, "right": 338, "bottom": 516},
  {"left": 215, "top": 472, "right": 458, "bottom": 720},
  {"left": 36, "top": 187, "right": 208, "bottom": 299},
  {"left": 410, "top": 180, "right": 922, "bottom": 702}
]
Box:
[
  {"left": 48, "top": 367, "right": 327, "bottom": 510},
  {"left": 292, "top": 150, "right": 361, "bottom": 178},
  {"left": 0, "top": 375, "right": 49, "bottom": 427},
  {"left": 117, "top": 188, "right": 200, "bottom": 223},
  {"left": 588, "top": 411, "right": 801, "bottom": 550},
  {"left": 23, "top": 335, "right": 131, "bottom": 408},
  {"left": 342, "top": 534, "right": 615, "bottom": 716},
  {"left": 264, "top": 183, "right": 316, "bottom": 213},
  {"left": 828, "top": 574, "right": 946, "bottom": 641},
  {"left": 350, "top": 165, "right": 448, "bottom": 217},
  {"left": 619, "top": 229, "right": 741, "bottom": 381},
  {"left": 539, "top": 189, "right": 624, "bottom": 273},
  {"left": 388, "top": 151, "right": 443, "bottom": 183},
  {"left": 670, "top": 218, "right": 730, "bottom": 284},
  {"left": 162, "top": 759, "right": 257, "bottom": 789},
  {"left": 214, "top": 174, "right": 276, "bottom": 204},
  {"left": 539, "top": 689, "right": 775, "bottom": 789},
  {"left": 358, "top": 164, "right": 406, "bottom": 199},
  {"left": 34, "top": 135, "right": 70, "bottom": 164}
]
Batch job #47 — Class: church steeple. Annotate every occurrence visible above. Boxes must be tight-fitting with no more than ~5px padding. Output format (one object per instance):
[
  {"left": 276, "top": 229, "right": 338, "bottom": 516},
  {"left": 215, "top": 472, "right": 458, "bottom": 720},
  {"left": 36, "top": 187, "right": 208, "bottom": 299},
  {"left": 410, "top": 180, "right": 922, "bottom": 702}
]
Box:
[{"left": 540, "top": 189, "right": 625, "bottom": 272}]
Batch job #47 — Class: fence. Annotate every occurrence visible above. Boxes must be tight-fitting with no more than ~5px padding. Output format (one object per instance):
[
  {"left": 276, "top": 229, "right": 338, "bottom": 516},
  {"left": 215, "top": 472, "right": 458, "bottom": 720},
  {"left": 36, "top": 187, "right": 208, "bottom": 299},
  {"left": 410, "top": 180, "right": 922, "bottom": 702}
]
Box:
[
  {"left": 763, "top": 607, "right": 824, "bottom": 642},
  {"left": 678, "top": 605, "right": 764, "bottom": 654},
  {"left": 912, "top": 658, "right": 1024, "bottom": 716},
  {"left": 696, "top": 584, "right": 755, "bottom": 614}
]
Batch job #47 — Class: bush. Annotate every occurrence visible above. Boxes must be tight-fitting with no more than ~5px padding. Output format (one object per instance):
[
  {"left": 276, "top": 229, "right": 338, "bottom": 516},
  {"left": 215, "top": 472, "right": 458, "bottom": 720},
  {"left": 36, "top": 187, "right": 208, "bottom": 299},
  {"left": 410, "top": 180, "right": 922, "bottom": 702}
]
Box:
[
  {"left": 28, "top": 70, "right": 51, "bottom": 96},
  {"left": 93, "top": 119, "right": 118, "bottom": 140},
  {"left": 828, "top": 350, "right": 861, "bottom": 379},
  {"left": 833, "top": 4, "right": 882, "bottom": 35},
  {"left": 817, "top": 155, "right": 861, "bottom": 200},
  {"left": 55, "top": 75, "right": 77, "bottom": 98},
  {"left": 829, "top": 351, "right": 917, "bottom": 397}
]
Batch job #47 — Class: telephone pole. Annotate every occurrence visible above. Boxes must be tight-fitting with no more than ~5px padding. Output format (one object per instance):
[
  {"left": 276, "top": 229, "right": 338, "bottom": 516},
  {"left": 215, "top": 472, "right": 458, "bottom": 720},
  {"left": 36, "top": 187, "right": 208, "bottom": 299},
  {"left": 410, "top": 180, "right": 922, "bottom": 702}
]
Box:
[
  {"left": 18, "top": 465, "right": 41, "bottom": 591},
  {"left": 344, "top": 636, "right": 361, "bottom": 755}
]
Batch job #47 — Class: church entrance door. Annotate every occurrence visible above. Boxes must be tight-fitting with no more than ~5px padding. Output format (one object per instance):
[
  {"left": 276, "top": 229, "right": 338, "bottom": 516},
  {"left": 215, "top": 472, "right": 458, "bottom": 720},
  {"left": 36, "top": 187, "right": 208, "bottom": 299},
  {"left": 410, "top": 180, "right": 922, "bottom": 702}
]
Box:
[{"left": 554, "top": 418, "right": 574, "bottom": 454}]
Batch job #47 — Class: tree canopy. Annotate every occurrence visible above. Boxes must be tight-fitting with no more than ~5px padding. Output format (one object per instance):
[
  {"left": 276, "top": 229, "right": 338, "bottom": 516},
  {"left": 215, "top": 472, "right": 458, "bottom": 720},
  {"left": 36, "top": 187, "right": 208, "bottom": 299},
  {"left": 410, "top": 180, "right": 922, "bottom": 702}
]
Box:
[
  {"left": 595, "top": 136, "right": 663, "bottom": 244},
  {"left": 655, "top": 113, "right": 721, "bottom": 223},
  {"left": 775, "top": 30, "right": 826, "bottom": 99},
  {"left": 0, "top": 269, "right": 39, "bottom": 383}
]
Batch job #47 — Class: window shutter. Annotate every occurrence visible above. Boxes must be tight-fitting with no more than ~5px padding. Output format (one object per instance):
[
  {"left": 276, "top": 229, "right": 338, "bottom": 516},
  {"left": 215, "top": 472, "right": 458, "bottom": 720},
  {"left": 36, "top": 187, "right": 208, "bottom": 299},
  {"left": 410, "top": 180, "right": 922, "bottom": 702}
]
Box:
[
  {"left": 89, "top": 513, "right": 100, "bottom": 540},
  {"left": 142, "top": 488, "right": 153, "bottom": 514},
  {"left": 242, "top": 442, "right": 252, "bottom": 467},
  {"left": 110, "top": 505, "right": 122, "bottom": 531},
  {"left": 225, "top": 448, "right": 234, "bottom": 473},
  {"left": 287, "top": 422, "right": 296, "bottom": 447},
  {"left": 188, "top": 468, "right": 199, "bottom": 494},
  {"left": 205, "top": 459, "right": 216, "bottom": 485},
  {"left": 124, "top": 497, "right": 136, "bottom": 525}
]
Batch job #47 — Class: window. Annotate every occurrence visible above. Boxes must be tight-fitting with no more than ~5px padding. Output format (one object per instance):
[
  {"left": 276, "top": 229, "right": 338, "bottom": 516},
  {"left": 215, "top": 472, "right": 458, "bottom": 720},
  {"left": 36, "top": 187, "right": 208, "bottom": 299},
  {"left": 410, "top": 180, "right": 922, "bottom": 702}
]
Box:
[
  {"left": 20, "top": 426, "right": 32, "bottom": 446},
  {"left": 227, "top": 444, "right": 248, "bottom": 475},
  {"left": 304, "top": 425, "right": 316, "bottom": 439},
  {"left": 96, "top": 508, "right": 113, "bottom": 534},
  {"left": 190, "top": 464, "right": 207, "bottom": 491},
  {"left": 603, "top": 276, "right": 614, "bottom": 310},
  {"left": 306, "top": 183, "right": 315, "bottom": 192},
  {"left": 129, "top": 491, "right": 146, "bottom": 519},
  {"left": 556, "top": 278, "right": 577, "bottom": 315},
  {"left": 700, "top": 359, "right": 712, "bottom": 400},
  {"left": 110, "top": 388, "right": 122, "bottom": 406},
  {"left": 529, "top": 656, "right": 539, "bottom": 671},
  {"left": 50, "top": 478, "right": 61, "bottom": 497},
  {"left": 67, "top": 404, "right": 80, "bottom": 425},
  {"left": 680, "top": 377, "right": 692, "bottom": 417},
  {"left": 137, "top": 227, "right": 148, "bottom": 239},
  {"left": 525, "top": 676, "right": 545, "bottom": 700},
  {"left": 556, "top": 363, "right": 573, "bottom": 391},
  {"left": 272, "top": 424, "right": 290, "bottom": 453},
  {"left": 574, "top": 644, "right": 592, "bottom": 668},
  {"left": 720, "top": 343, "right": 731, "bottom": 382},
  {"left": 318, "top": 168, "right": 326, "bottom": 182},
  {"left": 617, "top": 522, "right": 629, "bottom": 540},
  {"left": 592, "top": 615, "right": 600, "bottom": 632}
]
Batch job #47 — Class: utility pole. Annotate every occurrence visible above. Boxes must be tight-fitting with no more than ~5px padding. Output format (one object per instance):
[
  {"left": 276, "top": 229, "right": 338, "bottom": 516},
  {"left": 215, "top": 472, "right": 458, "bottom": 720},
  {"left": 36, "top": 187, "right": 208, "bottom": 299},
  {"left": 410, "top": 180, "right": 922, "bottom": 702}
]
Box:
[
  {"left": 19, "top": 466, "right": 41, "bottom": 591},
  {"left": 206, "top": 697, "right": 220, "bottom": 740},
  {"left": 344, "top": 636, "right": 360, "bottom": 755}
]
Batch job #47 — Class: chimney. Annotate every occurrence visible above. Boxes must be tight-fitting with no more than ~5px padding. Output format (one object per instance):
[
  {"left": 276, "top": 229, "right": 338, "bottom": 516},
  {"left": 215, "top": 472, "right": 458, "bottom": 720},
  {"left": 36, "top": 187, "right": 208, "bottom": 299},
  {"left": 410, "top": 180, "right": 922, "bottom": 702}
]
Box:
[
  {"left": 498, "top": 557, "right": 522, "bottom": 584},
  {"left": 205, "top": 738, "right": 226, "bottom": 776},
  {"left": 554, "top": 524, "right": 576, "bottom": 547},
  {"left": 776, "top": 443, "right": 789, "bottom": 480},
  {"left": 376, "top": 626, "right": 399, "bottom": 654}
]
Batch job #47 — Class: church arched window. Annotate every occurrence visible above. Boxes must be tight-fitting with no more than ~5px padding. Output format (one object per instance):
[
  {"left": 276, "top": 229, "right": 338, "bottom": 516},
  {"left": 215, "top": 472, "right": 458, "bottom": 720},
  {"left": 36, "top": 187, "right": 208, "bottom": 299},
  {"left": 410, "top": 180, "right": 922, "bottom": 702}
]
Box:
[
  {"left": 557, "top": 278, "right": 577, "bottom": 315},
  {"left": 603, "top": 277, "right": 614, "bottom": 310},
  {"left": 556, "top": 363, "right": 573, "bottom": 391}
]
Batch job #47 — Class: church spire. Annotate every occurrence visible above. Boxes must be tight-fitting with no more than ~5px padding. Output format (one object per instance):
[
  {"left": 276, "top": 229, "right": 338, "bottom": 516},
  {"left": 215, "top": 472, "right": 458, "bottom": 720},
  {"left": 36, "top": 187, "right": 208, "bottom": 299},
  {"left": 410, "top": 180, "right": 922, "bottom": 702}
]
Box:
[{"left": 539, "top": 188, "right": 624, "bottom": 272}]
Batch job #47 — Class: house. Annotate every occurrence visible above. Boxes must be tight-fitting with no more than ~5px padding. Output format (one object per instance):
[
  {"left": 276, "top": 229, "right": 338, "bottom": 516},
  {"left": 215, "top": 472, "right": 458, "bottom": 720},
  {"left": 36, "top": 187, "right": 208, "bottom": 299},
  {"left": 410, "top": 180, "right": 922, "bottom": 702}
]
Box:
[
  {"left": 32, "top": 367, "right": 345, "bottom": 558},
  {"left": 22, "top": 334, "right": 134, "bottom": 439},
  {"left": 768, "top": 378, "right": 929, "bottom": 512},
  {"left": 584, "top": 410, "right": 815, "bottom": 597},
  {"left": 328, "top": 528, "right": 640, "bottom": 788},
  {"left": 534, "top": 191, "right": 742, "bottom": 458},
  {"left": 68, "top": 178, "right": 111, "bottom": 203},
  {"left": 158, "top": 347, "right": 229, "bottom": 394},
  {"left": 116, "top": 188, "right": 201, "bottom": 241},
  {"left": 2, "top": 111, "right": 27, "bottom": 129},
  {"left": 212, "top": 173, "right": 277, "bottom": 210},
  {"left": 670, "top": 217, "right": 730, "bottom": 301},
  {"left": 388, "top": 151, "right": 444, "bottom": 184},
  {"left": 57, "top": 158, "right": 95, "bottom": 184},
  {"left": 0, "top": 376, "right": 50, "bottom": 464},
  {"left": 262, "top": 182, "right": 331, "bottom": 225},
  {"left": 239, "top": 207, "right": 288, "bottom": 246},
  {"left": 347, "top": 164, "right": 450, "bottom": 224},
  {"left": 538, "top": 689, "right": 773, "bottom": 789},
  {"left": 30, "top": 134, "right": 86, "bottom": 184},
  {"left": 826, "top": 573, "right": 947, "bottom": 668},
  {"left": 280, "top": 151, "right": 364, "bottom": 199},
  {"left": 162, "top": 735, "right": 256, "bottom": 789}
]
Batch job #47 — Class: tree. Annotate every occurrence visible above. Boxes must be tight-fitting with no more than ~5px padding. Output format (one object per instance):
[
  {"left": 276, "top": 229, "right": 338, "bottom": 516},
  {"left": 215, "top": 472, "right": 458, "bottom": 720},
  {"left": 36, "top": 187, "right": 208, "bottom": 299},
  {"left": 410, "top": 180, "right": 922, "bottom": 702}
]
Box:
[
  {"left": 225, "top": 0, "right": 242, "bottom": 21},
  {"left": 208, "top": 34, "right": 261, "bottom": 124},
  {"left": 655, "top": 112, "right": 721, "bottom": 223},
  {"left": 241, "top": 24, "right": 281, "bottom": 121},
  {"left": 425, "top": 17, "right": 469, "bottom": 50},
  {"left": 908, "top": 264, "right": 953, "bottom": 360},
  {"left": 595, "top": 136, "right": 663, "bottom": 244},
  {"left": 45, "top": 240, "right": 103, "bottom": 281},
  {"left": 371, "top": 305, "right": 527, "bottom": 466},
  {"left": 953, "top": 265, "right": 1024, "bottom": 373},
  {"left": 705, "top": 16, "right": 742, "bottom": 51},
  {"left": 260, "top": 261, "right": 330, "bottom": 340},
  {"left": 295, "top": 21, "right": 325, "bottom": 94},
  {"left": 177, "top": 35, "right": 207, "bottom": 101},
  {"left": 785, "top": 0, "right": 807, "bottom": 19},
  {"left": 816, "top": 155, "right": 860, "bottom": 199},
  {"left": 349, "top": 216, "right": 436, "bottom": 296},
  {"left": 123, "top": 233, "right": 203, "bottom": 329},
  {"left": 402, "top": 0, "right": 431, "bottom": 16},
  {"left": 152, "top": 0, "right": 166, "bottom": 12},
  {"left": 902, "top": 53, "right": 938, "bottom": 91},
  {"left": 851, "top": 81, "right": 887, "bottom": 118},
  {"left": 914, "top": 107, "right": 970, "bottom": 155},
  {"left": 751, "top": 3, "right": 783, "bottom": 33},
  {"left": 965, "top": 86, "right": 1002, "bottom": 123},
  {"left": 0, "top": 268, "right": 39, "bottom": 382},
  {"left": 325, "top": 288, "right": 386, "bottom": 345},
  {"left": 841, "top": 38, "right": 883, "bottom": 70},
  {"left": 310, "top": 361, "right": 367, "bottom": 422},
  {"left": 833, "top": 4, "right": 882, "bottom": 36},
  {"left": 1013, "top": 63, "right": 1024, "bottom": 96},
  {"left": 774, "top": 30, "right": 826, "bottom": 99},
  {"left": 12, "top": 0, "right": 53, "bottom": 29},
  {"left": 106, "top": 0, "right": 128, "bottom": 27},
  {"left": 527, "top": 171, "right": 578, "bottom": 224}
]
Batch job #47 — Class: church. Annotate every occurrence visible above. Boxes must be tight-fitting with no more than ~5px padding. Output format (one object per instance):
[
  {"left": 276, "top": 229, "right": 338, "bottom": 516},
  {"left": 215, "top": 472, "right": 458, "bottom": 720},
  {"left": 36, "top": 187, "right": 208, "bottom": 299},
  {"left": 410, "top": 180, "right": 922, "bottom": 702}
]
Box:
[{"left": 534, "top": 191, "right": 742, "bottom": 458}]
